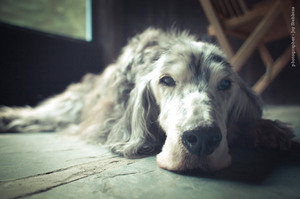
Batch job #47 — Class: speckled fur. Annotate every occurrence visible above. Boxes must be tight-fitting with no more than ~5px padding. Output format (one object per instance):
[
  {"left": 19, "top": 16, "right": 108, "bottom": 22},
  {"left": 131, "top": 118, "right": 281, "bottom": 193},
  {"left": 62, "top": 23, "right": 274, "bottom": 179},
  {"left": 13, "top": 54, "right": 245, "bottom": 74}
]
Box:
[{"left": 0, "top": 28, "right": 294, "bottom": 172}]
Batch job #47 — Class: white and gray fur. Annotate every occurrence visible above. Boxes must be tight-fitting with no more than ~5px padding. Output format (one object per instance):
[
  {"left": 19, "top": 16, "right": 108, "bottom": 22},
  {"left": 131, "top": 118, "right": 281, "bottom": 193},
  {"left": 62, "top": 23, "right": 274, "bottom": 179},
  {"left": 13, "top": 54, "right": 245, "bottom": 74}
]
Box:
[{"left": 0, "top": 28, "right": 294, "bottom": 172}]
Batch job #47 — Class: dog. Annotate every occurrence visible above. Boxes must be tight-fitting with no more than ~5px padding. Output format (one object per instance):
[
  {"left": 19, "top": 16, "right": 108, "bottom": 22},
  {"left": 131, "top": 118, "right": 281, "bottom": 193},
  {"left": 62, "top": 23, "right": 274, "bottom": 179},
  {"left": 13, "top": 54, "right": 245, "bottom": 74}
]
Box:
[{"left": 0, "top": 28, "right": 295, "bottom": 172}]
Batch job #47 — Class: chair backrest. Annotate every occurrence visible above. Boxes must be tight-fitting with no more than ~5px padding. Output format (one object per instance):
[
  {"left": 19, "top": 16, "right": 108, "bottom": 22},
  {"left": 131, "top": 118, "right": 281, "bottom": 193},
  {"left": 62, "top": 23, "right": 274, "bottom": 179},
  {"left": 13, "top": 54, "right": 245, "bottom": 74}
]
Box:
[{"left": 211, "top": 0, "right": 248, "bottom": 19}]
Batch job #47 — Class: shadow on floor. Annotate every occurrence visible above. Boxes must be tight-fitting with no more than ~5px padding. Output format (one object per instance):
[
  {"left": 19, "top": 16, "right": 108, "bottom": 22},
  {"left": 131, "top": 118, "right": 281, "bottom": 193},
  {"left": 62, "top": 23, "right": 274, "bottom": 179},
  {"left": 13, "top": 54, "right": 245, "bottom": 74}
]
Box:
[{"left": 180, "top": 142, "right": 300, "bottom": 184}]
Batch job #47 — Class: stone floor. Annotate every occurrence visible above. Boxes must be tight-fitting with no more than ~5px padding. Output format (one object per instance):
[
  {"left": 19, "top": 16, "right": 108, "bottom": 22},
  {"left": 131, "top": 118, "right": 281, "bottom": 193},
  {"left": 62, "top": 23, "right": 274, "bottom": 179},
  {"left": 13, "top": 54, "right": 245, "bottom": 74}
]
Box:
[{"left": 0, "top": 105, "right": 300, "bottom": 199}]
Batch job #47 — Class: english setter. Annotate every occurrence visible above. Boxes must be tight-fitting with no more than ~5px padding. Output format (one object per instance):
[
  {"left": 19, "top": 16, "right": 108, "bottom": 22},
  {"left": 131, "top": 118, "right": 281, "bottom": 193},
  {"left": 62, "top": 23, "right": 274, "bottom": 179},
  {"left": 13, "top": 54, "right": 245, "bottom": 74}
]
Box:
[{"left": 0, "top": 28, "right": 295, "bottom": 172}]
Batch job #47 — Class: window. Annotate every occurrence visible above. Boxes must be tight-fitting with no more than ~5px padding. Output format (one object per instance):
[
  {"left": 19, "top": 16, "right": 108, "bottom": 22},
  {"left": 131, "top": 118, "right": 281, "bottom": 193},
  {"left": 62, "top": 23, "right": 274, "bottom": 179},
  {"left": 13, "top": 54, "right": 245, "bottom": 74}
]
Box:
[{"left": 0, "top": 0, "right": 92, "bottom": 41}]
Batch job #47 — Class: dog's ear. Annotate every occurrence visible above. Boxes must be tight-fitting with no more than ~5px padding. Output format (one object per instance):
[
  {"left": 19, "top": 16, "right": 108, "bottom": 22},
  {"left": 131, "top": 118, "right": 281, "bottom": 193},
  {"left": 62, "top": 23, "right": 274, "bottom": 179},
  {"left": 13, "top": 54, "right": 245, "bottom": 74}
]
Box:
[
  {"left": 228, "top": 76, "right": 263, "bottom": 126},
  {"left": 227, "top": 76, "right": 295, "bottom": 150},
  {"left": 242, "top": 119, "right": 295, "bottom": 150},
  {"left": 106, "top": 80, "right": 162, "bottom": 158}
]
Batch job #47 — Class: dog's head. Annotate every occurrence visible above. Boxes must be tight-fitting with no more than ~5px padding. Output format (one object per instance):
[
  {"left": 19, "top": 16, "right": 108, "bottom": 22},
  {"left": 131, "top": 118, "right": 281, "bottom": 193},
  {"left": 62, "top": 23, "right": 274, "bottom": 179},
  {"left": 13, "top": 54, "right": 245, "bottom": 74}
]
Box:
[
  {"left": 107, "top": 29, "right": 262, "bottom": 172},
  {"left": 147, "top": 41, "right": 262, "bottom": 171}
]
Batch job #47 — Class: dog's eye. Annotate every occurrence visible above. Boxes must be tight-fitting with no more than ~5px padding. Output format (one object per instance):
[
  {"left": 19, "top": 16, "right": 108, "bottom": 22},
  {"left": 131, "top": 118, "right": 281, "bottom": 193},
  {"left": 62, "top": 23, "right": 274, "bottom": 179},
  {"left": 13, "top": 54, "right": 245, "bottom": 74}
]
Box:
[
  {"left": 211, "top": 54, "right": 224, "bottom": 63},
  {"left": 218, "top": 79, "right": 231, "bottom": 91},
  {"left": 159, "top": 75, "right": 176, "bottom": 87}
]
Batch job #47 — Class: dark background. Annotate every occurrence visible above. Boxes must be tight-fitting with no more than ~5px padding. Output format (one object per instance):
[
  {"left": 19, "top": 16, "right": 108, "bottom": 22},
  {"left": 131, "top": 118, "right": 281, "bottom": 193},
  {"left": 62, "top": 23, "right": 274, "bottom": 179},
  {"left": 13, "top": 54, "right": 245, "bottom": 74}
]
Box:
[{"left": 0, "top": 0, "right": 299, "bottom": 106}]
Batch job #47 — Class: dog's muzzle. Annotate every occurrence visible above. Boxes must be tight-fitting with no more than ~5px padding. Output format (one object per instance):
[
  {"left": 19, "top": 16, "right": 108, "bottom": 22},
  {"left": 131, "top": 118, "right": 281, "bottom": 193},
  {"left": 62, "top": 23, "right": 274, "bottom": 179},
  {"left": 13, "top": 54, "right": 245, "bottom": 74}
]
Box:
[{"left": 182, "top": 124, "right": 222, "bottom": 158}]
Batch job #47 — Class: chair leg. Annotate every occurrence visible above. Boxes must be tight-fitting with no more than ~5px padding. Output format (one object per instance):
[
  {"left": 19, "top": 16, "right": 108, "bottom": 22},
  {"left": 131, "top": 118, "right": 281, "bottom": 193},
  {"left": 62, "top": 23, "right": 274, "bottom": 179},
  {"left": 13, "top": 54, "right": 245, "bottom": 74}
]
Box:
[
  {"left": 199, "top": 0, "right": 235, "bottom": 58},
  {"left": 258, "top": 45, "right": 274, "bottom": 81},
  {"left": 230, "top": 0, "right": 281, "bottom": 71},
  {"left": 253, "top": 46, "right": 291, "bottom": 94}
]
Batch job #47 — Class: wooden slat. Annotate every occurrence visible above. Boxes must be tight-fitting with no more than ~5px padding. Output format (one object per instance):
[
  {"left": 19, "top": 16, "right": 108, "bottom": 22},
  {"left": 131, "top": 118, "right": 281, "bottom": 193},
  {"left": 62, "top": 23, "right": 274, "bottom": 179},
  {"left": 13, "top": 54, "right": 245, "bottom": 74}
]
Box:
[
  {"left": 199, "top": 0, "right": 235, "bottom": 58},
  {"left": 225, "top": 20, "right": 289, "bottom": 43},
  {"left": 218, "top": 0, "right": 230, "bottom": 18},
  {"left": 223, "top": 7, "right": 266, "bottom": 29},
  {"left": 258, "top": 45, "right": 274, "bottom": 81},
  {"left": 230, "top": 0, "right": 281, "bottom": 71},
  {"left": 231, "top": 0, "right": 243, "bottom": 16},
  {"left": 224, "top": 0, "right": 236, "bottom": 17},
  {"left": 253, "top": 46, "right": 291, "bottom": 94},
  {"left": 258, "top": 45, "right": 274, "bottom": 69},
  {"left": 237, "top": 0, "right": 248, "bottom": 13}
]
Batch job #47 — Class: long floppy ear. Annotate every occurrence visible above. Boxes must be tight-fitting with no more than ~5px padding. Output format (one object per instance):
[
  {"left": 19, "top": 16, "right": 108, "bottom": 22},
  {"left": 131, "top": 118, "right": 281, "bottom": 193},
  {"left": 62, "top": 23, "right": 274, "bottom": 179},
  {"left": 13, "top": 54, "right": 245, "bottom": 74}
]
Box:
[
  {"left": 106, "top": 80, "right": 162, "bottom": 158},
  {"left": 240, "top": 119, "right": 295, "bottom": 150},
  {"left": 228, "top": 75, "right": 263, "bottom": 126},
  {"left": 228, "top": 76, "right": 295, "bottom": 150}
]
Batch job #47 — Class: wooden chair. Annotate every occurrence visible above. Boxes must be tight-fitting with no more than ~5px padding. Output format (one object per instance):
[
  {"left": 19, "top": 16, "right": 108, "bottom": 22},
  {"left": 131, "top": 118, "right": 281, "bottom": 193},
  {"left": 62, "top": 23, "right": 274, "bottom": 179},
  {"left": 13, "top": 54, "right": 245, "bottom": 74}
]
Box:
[{"left": 199, "top": 0, "right": 300, "bottom": 94}]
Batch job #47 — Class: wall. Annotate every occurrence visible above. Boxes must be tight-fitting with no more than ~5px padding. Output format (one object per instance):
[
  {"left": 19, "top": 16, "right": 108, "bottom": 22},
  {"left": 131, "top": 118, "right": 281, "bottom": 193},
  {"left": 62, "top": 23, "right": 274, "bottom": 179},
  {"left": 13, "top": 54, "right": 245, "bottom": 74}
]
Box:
[
  {"left": 93, "top": 0, "right": 300, "bottom": 104},
  {"left": 0, "top": 0, "right": 299, "bottom": 106}
]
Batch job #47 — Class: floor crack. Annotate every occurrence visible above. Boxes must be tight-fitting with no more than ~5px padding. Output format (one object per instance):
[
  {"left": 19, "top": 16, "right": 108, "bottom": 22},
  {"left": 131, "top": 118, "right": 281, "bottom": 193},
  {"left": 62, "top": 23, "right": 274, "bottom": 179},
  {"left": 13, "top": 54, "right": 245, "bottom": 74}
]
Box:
[{"left": 0, "top": 157, "right": 137, "bottom": 199}]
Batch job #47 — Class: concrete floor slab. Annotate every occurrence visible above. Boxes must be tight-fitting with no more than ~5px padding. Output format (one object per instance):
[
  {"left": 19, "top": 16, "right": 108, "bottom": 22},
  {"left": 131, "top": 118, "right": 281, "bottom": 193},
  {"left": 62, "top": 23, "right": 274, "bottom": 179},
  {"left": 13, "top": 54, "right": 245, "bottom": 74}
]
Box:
[{"left": 0, "top": 106, "right": 300, "bottom": 199}]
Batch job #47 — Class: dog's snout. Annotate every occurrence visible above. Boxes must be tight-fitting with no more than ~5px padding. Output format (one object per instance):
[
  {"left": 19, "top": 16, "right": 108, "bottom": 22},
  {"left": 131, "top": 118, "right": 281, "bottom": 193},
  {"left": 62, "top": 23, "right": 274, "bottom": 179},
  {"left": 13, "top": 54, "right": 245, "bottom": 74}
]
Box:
[{"left": 182, "top": 125, "right": 222, "bottom": 158}]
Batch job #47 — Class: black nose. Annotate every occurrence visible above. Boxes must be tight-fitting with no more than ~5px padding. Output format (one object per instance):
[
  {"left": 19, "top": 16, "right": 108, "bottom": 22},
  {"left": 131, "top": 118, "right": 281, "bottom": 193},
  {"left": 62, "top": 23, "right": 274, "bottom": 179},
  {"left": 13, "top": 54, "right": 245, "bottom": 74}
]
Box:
[{"left": 182, "top": 125, "right": 222, "bottom": 158}]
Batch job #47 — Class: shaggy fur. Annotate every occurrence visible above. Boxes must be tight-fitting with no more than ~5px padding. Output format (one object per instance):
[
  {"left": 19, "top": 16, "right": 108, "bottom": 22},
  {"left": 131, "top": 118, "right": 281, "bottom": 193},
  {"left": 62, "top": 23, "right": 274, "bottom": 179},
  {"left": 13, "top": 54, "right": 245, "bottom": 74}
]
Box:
[{"left": 0, "top": 28, "right": 295, "bottom": 171}]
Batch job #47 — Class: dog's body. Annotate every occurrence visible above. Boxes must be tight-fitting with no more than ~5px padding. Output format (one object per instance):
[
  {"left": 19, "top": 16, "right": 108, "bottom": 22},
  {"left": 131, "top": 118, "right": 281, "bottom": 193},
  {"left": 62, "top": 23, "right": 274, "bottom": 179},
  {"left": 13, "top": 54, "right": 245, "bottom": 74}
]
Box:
[{"left": 0, "top": 29, "right": 294, "bottom": 171}]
